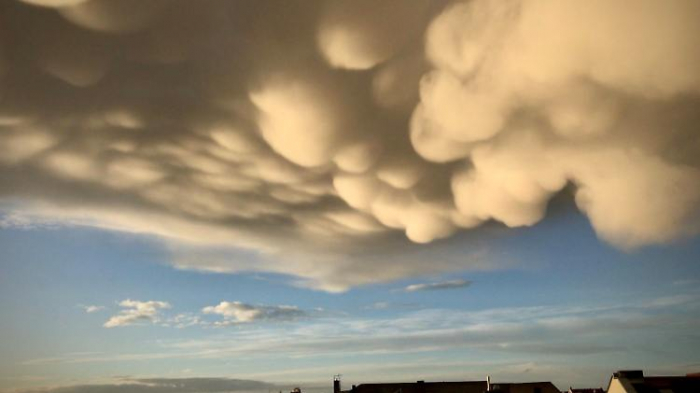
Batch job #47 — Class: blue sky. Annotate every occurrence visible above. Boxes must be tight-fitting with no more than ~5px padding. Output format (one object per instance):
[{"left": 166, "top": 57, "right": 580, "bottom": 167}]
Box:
[
  {"left": 2, "top": 206, "right": 699, "bottom": 391},
  {"left": 2, "top": 0, "right": 700, "bottom": 392}
]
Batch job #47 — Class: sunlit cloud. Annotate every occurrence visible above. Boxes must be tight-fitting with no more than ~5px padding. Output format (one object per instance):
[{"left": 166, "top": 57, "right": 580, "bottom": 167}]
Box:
[
  {"left": 103, "top": 300, "right": 171, "bottom": 328},
  {"left": 202, "top": 301, "right": 308, "bottom": 325},
  {"left": 22, "top": 293, "right": 700, "bottom": 367},
  {"left": 0, "top": 0, "right": 699, "bottom": 292}
]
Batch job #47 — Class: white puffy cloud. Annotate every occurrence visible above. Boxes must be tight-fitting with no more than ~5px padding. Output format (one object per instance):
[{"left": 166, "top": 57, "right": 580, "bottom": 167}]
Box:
[
  {"left": 104, "top": 300, "right": 171, "bottom": 328},
  {"left": 0, "top": 0, "right": 699, "bottom": 291},
  {"left": 202, "top": 301, "right": 306, "bottom": 324}
]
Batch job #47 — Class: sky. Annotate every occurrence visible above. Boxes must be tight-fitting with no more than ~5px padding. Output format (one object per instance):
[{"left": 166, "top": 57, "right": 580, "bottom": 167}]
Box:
[{"left": 1, "top": 0, "right": 700, "bottom": 391}]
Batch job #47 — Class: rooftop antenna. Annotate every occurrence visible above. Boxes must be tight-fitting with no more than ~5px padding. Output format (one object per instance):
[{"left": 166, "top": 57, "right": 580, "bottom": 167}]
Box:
[{"left": 334, "top": 374, "right": 342, "bottom": 393}]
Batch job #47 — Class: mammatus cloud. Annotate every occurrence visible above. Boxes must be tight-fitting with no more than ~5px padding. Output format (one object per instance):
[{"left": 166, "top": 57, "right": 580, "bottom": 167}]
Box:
[
  {"left": 1, "top": 0, "right": 699, "bottom": 290},
  {"left": 404, "top": 279, "right": 472, "bottom": 292},
  {"left": 103, "top": 300, "right": 171, "bottom": 328},
  {"left": 202, "top": 301, "right": 307, "bottom": 325}
]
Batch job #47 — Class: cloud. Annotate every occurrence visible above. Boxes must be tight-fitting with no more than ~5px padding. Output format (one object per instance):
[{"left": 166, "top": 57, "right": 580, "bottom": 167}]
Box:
[
  {"left": 103, "top": 300, "right": 171, "bottom": 328},
  {"left": 404, "top": 279, "right": 472, "bottom": 292},
  {"left": 165, "top": 313, "right": 204, "bottom": 329},
  {"left": 79, "top": 305, "right": 104, "bottom": 313},
  {"left": 416, "top": 0, "right": 700, "bottom": 248},
  {"left": 364, "top": 301, "right": 420, "bottom": 311},
  {"left": 366, "top": 302, "right": 391, "bottom": 310},
  {"left": 13, "top": 378, "right": 275, "bottom": 393},
  {"left": 317, "top": 0, "right": 433, "bottom": 70},
  {"left": 0, "top": 0, "right": 699, "bottom": 290},
  {"left": 202, "top": 301, "right": 307, "bottom": 324},
  {"left": 27, "top": 293, "right": 700, "bottom": 368}
]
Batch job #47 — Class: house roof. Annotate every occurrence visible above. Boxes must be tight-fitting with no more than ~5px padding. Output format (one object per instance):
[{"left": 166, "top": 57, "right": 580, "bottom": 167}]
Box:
[
  {"left": 341, "top": 380, "right": 560, "bottom": 393},
  {"left": 631, "top": 376, "right": 700, "bottom": 393},
  {"left": 608, "top": 370, "right": 700, "bottom": 393},
  {"left": 343, "top": 381, "right": 486, "bottom": 393}
]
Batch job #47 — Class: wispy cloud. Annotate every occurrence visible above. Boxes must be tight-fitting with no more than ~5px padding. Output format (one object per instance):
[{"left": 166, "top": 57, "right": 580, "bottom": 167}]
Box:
[
  {"left": 165, "top": 313, "right": 204, "bottom": 329},
  {"left": 104, "top": 300, "right": 171, "bottom": 328},
  {"left": 12, "top": 378, "right": 275, "bottom": 393},
  {"left": 673, "top": 279, "right": 700, "bottom": 287},
  {"left": 79, "top": 305, "right": 105, "bottom": 313},
  {"left": 646, "top": 294, "right": 698, "bottom": 308},
  {"left": 364, "top": 301, "right": 420, "bottom": 311},
  {"left": 366, "top": 302, "right": 391, "bottom": 310},
  {"left": 27, "top": 293, "right": 699, "bottom": 367},
  {"left": 202, "top": 301, "right": 307, "bottom": 325},
  {"left": 0, "top": 211, "right": 68, "bottom": 231},
  {"left": 404, "top": 279, "right": 472, "bottom": 292}
]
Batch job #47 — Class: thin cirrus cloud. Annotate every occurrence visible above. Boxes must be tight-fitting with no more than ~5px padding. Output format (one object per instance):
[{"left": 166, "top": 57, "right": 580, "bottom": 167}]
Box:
[
  {"left": 404, "top": 279, "right": 472, "bottom": 292},
  {"left": 1, "top": 0, "right": 700, "bottom": 291},
  {"left": 79, "top": 305, "right": 105, "bottom": 313},
  {"left": 22, "top": 293, "right": 700, "bottom": 367},
  {"left": 103, "top": 300, "right": 171, "bottom": 328}
]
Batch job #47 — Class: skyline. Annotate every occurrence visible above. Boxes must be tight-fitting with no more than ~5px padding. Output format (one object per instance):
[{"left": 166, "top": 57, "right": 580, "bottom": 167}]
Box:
[{"left": 1, "top": 0, "right": 700, "bottom": 391}]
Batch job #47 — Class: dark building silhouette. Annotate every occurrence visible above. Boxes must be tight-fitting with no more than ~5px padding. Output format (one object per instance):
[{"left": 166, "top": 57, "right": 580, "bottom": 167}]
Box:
[
  {"left": 333, "top": 377, "right": 559, "bottom": 393},
  {"left": 606, "top": 370, "right": 700, "bottom": 393}
]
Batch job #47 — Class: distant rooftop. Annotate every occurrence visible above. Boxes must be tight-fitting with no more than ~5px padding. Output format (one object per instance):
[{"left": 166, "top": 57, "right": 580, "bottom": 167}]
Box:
[{"left": 339, "top": 380, "right": 560, "bottom": 393}]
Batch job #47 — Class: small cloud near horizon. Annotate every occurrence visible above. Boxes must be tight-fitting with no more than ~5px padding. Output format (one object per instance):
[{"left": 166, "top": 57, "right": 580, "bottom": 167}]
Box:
[
  {"left": 404, "top": 279, "right": 472, "bottom": 292},
  {"left": 11, "top": 377, "right": 276, "bottom": 393}
]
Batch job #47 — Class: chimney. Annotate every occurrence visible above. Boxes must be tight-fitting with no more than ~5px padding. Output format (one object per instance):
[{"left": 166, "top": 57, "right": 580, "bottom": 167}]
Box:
[
  {"left": 614, "top": 370, "right": 644, "bottom": 382},
  {"left": 486, "top": 375, "right": 491, "bottom": 392},
  {"left": 333, "top": 375, "right": 341, "bottom": 393}
]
